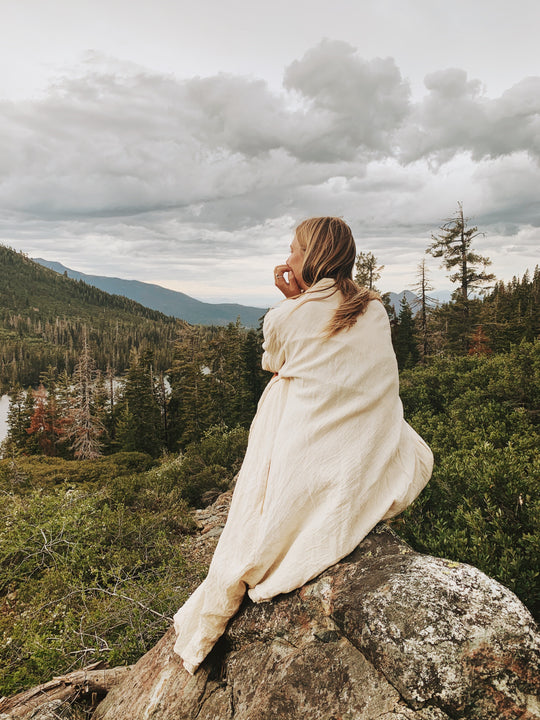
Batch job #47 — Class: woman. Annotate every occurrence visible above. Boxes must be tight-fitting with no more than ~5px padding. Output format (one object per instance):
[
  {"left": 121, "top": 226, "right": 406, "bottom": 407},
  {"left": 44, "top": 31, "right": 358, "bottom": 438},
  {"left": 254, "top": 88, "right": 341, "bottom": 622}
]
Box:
[{"left": 173, "top": 216, "right": 433, "bottom": 674}]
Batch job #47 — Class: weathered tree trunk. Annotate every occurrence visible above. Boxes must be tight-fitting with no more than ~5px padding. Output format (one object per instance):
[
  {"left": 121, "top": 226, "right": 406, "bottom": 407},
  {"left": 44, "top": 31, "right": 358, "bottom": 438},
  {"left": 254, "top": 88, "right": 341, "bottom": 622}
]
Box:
[{"left": 0, "top": 661, "right": 132, "bottom": 720}]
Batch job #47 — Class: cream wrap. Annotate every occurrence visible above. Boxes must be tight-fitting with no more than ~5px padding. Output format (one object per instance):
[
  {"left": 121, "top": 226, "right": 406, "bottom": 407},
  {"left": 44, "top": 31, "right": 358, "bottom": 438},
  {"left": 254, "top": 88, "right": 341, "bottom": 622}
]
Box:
[{"left": 173, "top": 278, "right": 433, "bottom": 673}]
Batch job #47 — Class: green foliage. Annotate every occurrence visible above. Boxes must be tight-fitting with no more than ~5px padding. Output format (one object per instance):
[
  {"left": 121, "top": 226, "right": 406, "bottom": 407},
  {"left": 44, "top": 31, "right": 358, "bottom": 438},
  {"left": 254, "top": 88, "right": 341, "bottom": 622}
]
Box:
[
  {"left": 115, "top": 349, "right": 164, "bottom": 456},
  {"left": 479, "top": 266, "right": 540, "bottom": 350},
  {"left": 3, "top": 318, "right": 264, "bottom": 467},
  {"left": 394, "top": 342, "right": 540, "bottom": 619},
  {"left": 428, "top": 202, "right": 495, "bottom": 302},
  {"left": 354, "top": 251, "right": 384, "bottom": 291},
  {"left": 167, "top": 323, "right": 268, "bottom": 450},
  {"left": 0, "top": 452, "right": 156, "bottom": 492},
  {"left": 393, "top": 297, "right": 419, "bottom": 369},
  {"left": 147, "top": 425, "right": 248, "bottom": 507},
  {"left": 0, "top": 427, "right": 247, "bottom": 696},
  {"left": 0, "top": 244, "right": 185, "bottom": 391}
]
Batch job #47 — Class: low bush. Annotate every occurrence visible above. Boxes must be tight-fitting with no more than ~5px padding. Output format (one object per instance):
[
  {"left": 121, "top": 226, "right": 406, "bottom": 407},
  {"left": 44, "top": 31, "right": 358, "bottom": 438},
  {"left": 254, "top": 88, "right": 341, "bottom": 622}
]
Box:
[
  {"left": 0, "top": 426, "right": 249, "bottom": 696},
  {"left": 395, "top": 342, "right": 540, "bottom": 619}
]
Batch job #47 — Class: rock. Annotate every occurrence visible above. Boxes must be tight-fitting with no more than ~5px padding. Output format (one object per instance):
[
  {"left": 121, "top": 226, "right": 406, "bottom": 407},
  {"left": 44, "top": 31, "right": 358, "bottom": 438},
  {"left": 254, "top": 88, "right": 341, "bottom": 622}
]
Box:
[
  {"left": 93, "top": 522, "right": 540, "bottom": 720},
  {"left": 201, "top": 489, "right": 225, "bottom": 507}
]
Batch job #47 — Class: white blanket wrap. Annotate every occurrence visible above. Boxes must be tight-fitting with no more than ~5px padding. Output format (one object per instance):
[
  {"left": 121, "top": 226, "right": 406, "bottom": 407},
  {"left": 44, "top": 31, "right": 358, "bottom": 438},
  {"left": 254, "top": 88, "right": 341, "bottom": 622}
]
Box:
[{"left": 173, "top": 279, "right": 433, "bottom": 672}]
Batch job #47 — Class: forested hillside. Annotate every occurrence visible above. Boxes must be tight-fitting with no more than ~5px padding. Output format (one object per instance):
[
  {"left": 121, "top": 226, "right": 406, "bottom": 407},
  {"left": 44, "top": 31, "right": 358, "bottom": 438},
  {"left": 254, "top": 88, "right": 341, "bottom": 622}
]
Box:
[
  {"left": 1, "top": 343, "right": 538, "bottom": 698},
  {"left": 389, "top": 266, "right": 540, "bottom": 366},
  {"left": 0, "top": 245, "right": 187, "bottom": 390},
  {"left": 1, "top": 227, "right": 539, "bottom": 701},
  {"left": 34, "top": 258, "right": 266, "bottom": 328}
]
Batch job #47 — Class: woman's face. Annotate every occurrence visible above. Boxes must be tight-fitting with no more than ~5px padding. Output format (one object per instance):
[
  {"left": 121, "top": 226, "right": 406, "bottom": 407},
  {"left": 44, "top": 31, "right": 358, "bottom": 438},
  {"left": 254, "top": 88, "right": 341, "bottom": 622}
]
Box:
[{"left": 286, "top": 234, "right": 308, "bottom": 289}]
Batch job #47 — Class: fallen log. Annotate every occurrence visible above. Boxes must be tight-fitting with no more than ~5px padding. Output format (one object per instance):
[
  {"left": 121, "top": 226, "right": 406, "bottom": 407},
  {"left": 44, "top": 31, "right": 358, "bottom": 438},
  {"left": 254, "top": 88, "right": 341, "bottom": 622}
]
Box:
[{"left": 0, "top": 661, "right": 132, "bottom": 720}]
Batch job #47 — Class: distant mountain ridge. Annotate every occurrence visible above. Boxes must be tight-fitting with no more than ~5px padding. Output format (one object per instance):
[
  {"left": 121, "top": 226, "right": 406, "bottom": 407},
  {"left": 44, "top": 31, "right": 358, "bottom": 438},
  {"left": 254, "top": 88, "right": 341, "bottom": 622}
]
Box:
[
  {"left": 385, "top": 289, "right": 452, "bottom": 313},
  {"left": 33, "top": 258, "right": 451, "bottom": 323},
  {"left": 386, "top": 289, "right": 417, "bottom": 314},
  {"left": 34, "top": 259, "right": 266, "bottom": 328},
  {"left": 0, "top": 244, "right": 184, "bottom": 389}
]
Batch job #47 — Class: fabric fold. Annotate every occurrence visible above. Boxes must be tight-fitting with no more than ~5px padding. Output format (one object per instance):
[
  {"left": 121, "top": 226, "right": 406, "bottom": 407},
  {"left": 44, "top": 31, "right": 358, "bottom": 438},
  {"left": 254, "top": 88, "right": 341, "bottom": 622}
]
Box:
[{"left": 173, "top": 278, "right": 433, "bottom": 672}]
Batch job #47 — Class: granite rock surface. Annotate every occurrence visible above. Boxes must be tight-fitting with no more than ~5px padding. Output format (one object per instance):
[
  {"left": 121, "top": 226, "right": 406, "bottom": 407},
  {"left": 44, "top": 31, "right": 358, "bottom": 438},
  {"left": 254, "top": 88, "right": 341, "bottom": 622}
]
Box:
[{"left": 94, "top": 496, "right": 540, "bottom": 720}]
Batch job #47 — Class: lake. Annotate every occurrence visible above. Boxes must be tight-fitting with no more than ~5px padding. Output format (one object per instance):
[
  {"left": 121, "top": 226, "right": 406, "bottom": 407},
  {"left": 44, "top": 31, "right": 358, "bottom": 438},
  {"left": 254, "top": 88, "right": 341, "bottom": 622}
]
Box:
[{"left": 0, "top": 394, "right": 9, "bottom": 444}]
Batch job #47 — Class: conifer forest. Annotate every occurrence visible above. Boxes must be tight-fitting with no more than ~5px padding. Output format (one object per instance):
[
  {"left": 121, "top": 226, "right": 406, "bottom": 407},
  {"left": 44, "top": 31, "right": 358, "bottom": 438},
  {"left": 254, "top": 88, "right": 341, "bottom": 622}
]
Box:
[{"left": 0, "top": 206, "right": 539, "bottom": 698}]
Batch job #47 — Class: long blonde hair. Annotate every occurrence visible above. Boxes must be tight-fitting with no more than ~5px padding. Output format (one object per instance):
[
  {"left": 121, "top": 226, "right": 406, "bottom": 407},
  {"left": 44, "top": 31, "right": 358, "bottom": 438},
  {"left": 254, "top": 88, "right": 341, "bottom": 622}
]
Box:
[{"left": 295, "top": 217, "right": 379, "bottom": 336}]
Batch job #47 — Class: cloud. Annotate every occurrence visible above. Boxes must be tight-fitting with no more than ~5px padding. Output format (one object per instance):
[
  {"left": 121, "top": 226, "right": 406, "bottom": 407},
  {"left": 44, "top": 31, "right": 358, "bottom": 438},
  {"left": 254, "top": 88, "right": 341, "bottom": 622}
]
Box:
[
  {"left": 398, "top": 69, "right": 540, "bottom": 164},
  {"left": 284, "top": 39, "right": 410, "bottom": 160},
  {"left": 0, "top": 43, "right": 538, "bottom": 302},
  {"left": 473, "top": 153, "right": 540, "bottom": 228}
]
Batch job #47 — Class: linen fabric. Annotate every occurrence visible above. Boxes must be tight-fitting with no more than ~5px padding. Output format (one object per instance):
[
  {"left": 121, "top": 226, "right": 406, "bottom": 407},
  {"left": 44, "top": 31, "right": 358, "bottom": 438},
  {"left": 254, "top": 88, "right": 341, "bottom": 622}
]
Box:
[{"left": 173, "top": 278, "right": 433, "bottom": 673}]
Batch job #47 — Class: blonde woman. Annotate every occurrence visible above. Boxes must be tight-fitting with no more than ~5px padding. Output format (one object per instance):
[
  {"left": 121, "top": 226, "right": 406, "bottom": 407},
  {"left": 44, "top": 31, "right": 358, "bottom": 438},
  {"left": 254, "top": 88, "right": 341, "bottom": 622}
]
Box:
[{"left": 173, "top": 216, "right": 433, "bottom": 674}]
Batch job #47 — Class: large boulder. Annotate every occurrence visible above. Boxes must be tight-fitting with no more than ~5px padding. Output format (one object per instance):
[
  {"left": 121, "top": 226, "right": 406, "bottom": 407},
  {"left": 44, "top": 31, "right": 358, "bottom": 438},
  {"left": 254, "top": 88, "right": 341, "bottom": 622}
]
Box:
[{"left": 94, "top": 523, "right": 540, "bottom": 720}]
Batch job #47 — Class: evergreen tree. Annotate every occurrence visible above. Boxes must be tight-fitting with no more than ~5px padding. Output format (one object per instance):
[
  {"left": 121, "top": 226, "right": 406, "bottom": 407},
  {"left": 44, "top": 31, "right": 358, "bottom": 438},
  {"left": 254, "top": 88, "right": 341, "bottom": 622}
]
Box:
[
  {"left": 428, "top": 203, "right": 495, "bottom": 322},
  {"left": 5, "top": 384, "right": 31, "bottom": 452},
  {"left": 481, "top": 267, "right": 540, "bottom": 349},
  {"left": 354, "top": 251, "right": 384, "bottom": 290},
  {"left": 102, "top": 364, "right": 118, "bottom": 447},
  {"left": 65, "top": 335, "right": 104, "bottom": 460},
  {"left": 393, "top": 298, "right": 420, "bottom": 369},
  {"left": 354, "top": 250, "right": 395, "bottom": 318},
  {"left": 241, "top": 326, "right": 268, "bottom": 420},
  {"left": 156, "top": 372, "right": 170, "bottom": 449},
  {"left": 208, "top": 321, "right": 250, "bottom": 427},
  {"left": 116, "top": 349, "right": 163, "bottom": 456},
  {"left": 167, "top": 330, "right": 213, "bottom": 449},
  {"left": 411, "top": 259, "right": 435, "bottom": 361},
  {"left": 428, "top": 203, "right": 495, "bottom": 350}
]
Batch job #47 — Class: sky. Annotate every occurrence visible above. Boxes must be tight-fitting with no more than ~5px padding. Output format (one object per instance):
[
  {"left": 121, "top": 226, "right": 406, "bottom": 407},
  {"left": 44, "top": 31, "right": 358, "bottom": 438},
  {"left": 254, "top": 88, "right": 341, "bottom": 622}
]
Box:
[{"left": 1, "top": 0, "right": 539, "bottom": 306}]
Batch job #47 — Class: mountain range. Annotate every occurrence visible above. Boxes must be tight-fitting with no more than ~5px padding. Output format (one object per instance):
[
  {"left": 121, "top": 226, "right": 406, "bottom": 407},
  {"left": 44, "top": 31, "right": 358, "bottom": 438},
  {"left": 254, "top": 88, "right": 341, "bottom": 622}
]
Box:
[
  {"left": 34, "top": 259, "right": 266, "bottom": 328},
  {"left": 34, "top": 259, "right": 447, "bottom": 324}
]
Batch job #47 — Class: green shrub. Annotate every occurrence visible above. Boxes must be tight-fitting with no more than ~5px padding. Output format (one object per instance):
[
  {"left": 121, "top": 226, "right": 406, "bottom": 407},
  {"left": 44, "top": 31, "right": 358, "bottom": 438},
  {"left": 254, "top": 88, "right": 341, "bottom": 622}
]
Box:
[
  {"left": 146, "top": 425, "right": 248, "bottom": 507},
  {"left": 0, "top": 452, "right": 156, "bottom": 494},
  {"left": 0, "top": 462, "right": 198, "bottom": 696},
  {"left": 395, "top": 342, "right": 540, "bottom": 619},
  {"left": 0, "top": 428, "right": 248, "bottom": 696}
]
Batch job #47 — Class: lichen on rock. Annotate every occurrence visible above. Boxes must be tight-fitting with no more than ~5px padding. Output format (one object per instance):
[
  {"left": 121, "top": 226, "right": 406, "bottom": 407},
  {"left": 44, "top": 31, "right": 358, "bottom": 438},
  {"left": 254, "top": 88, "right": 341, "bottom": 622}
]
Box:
[{"left": 94, "top": 498, "right": 540, "bottom": 720}]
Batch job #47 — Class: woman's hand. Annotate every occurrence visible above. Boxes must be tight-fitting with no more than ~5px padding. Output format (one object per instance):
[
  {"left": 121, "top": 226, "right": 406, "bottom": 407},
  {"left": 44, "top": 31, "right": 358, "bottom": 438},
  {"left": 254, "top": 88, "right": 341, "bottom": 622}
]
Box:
[{"left": 274, "top": 264, "right": 302, "bottom": 298}]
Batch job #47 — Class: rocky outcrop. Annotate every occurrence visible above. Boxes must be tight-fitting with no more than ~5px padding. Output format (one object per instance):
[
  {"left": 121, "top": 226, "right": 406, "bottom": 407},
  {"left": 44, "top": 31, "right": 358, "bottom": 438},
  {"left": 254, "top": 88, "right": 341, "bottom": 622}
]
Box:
[{"left": 94, "top": 511, "right": 540, "bottom": 720}]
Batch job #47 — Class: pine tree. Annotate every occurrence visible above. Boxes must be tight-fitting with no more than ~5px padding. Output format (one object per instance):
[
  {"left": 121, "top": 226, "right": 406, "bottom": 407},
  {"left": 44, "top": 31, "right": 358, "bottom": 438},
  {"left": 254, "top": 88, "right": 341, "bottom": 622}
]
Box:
[
  {"left": 354, "top": 251, "right": 384, "bottom": 290},
  {"left": 156, "top": 372, "right": 170, "bottom": 449},
  {"left": 428, "top": 203, "right": 495, "bottom": 350},
  {"left": 65, "top": 335, "right": 104, "bottom": 460},
  {"left": 116, "top": 349, "right": 163, "bottom": 456},
  {"left": 428, "top": 203, "right": 495, "bottom": 306},
  {"left": 411, "top": 259, "right": 436, "bottom": 361},
  {"left": 241, "top": 326, "right": 267, "bottom": 421},
  {"left": 354, "top": 250, "right": 395, "bottom": 318},
  {"left": 167, "top": 329, "right": 213, "bottom": 448},
  {"left": 92, "top": 370, "right": 113, "bottom": 452},
  {"left": 393, "top": 298, "right": 420, "bottom": 369},
  {"left": 5, "top": 384, "right": 31, "bottom": 452}
]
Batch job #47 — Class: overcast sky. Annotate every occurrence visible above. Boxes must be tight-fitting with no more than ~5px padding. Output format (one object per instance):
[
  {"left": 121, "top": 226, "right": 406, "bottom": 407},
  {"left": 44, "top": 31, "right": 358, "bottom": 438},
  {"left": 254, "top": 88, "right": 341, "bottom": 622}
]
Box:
[{"left": 1, "top": 0, "right": 539, "bottom": 306}]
